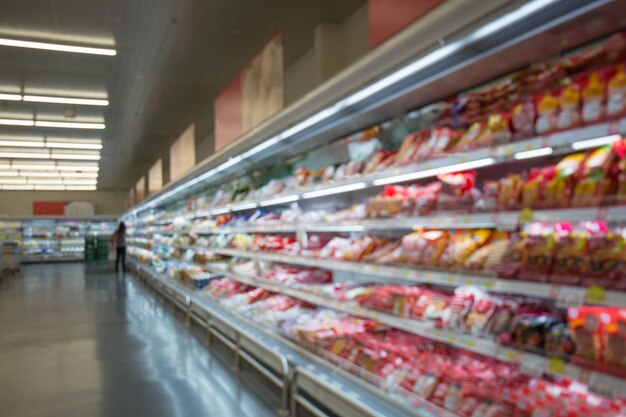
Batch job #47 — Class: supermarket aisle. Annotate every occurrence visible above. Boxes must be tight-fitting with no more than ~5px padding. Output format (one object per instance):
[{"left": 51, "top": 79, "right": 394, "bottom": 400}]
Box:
[{"left": 0, "top": 263, "right": 278, "bottom": 417}]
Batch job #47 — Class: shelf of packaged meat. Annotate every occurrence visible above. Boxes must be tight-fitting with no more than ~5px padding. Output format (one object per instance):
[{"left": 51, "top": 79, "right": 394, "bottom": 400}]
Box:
[
  {"left": 200, "top": 264, "right": 626, "bottom": 391},
  {"left": 128, "top": 258, "right": 448, "bottom": 417}
]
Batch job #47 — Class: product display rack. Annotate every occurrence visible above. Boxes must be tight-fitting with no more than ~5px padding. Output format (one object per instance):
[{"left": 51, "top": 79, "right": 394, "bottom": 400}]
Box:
[
  {"left": 123, "top": 2, "right": 626, "bottom": 416},
  {"left": 0, "top": 217, "right": 117, "bottom": 263}
]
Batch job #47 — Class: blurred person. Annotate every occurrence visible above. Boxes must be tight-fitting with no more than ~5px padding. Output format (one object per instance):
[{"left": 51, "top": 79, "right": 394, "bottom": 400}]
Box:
[{"left": 111, "top": 222, "right": 127, "bottom": 273}]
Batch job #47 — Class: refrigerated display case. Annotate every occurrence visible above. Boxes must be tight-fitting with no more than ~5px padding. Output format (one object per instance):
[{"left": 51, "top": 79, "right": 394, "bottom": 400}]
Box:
[
  {"left": 123, "top": 1, "right": 626, "bottom": 416},
  {"left": 0, "top": 217, "right": 117, "bottom": 263}
]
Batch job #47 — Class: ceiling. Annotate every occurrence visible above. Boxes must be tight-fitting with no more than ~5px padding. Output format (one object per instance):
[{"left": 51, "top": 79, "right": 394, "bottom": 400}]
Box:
[{"left": 0, "top": 0, "right": 365, "bottom": 192}]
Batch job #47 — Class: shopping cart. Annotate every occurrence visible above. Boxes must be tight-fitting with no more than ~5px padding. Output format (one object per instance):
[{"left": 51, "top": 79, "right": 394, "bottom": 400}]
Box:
[{"left": 1, "top": 241, "right": 21, "bottom": 277}]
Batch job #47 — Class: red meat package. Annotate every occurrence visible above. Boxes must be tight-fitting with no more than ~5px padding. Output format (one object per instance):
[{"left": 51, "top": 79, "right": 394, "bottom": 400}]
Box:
[
  {"left": 396, "top": 131, "right": 427, "bottom": 165},
  {"left": 519, "top": 223, "right": 555, "bottom": 282},
  {"left": 511, "top": 99, "right": 536, "bottom": 139},
  {"left": 535, "top": 92, "right": 559, "bottom": 134},
  {"left": 604, "top": 308, "right": 626, "bottom": 367},
  {"left": 571, "top": 145, "right": 615, "bottom": 207},
  {"left": 497, "top": 174, "right": 524, "bottom": 209},
  {"left": 402, "top": 230, "right": 448, "bottom": 266},
  {"left": 568, "top": 306, "right": 604, "bottom": 362},
  {"left": 607, "top": 64, "right": 626, "bottom": 117},
  {"left": 543, "top": 153, "right": 586, "bottom": 208},
  {"left": 557, "top": 84, "right": 582, "bottom": 131},
  {"left": 581, "top": 71, "right": 607, "bottom": 123},
  {"left": 549, "top": 222, "right": 587, "bottom": 286},
  {"left": 581, "top": 222, "right": 626, "bottom": 289}
]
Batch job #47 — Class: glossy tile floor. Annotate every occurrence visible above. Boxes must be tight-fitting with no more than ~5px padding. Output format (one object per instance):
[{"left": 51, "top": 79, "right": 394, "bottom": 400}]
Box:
[{"left": 0, "top": 263, "right": 278, "bottom": 417}]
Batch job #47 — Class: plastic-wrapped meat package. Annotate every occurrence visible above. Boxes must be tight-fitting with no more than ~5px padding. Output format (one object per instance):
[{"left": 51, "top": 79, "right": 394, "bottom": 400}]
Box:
[
  {"left": 300, "top": 234, "right": 336, "bottom": 257},
  {"left": 318, "top": 237, "right": 353, "bottom": 259},
  {"left": 363, "top": 241, "right": 399, "bottom": 263},
  {"left": 511, "top": 99, "right": 536, "bottom": 139},
  {"left": 494, "top": 233, "right": 526, "bottom": 279},
  {"left": 396, "top": 130, "right": 427, "bottom": 164},
  {"left": 519, "top": 223, "right": 555, "bottom": 282},
  {"left": 363, "top": 149, "right": 393, "bottom": 174},
  {"left": 438, "top": 230, "right": 492, "bottom": 269},
  {"left": 464, "top": 291, "right": 498, "bottom": 335},
  {"left": 464, "top": 232, "right": 510, "bottom": 271},
  {"left": 403, "top": 230, "right": 448, "bottom": 267},
  {"left": 549, "top": 222, "right": 586, "bottom": 285},
  {"left": 339, "top": 236, "right": 377, "bottom": 261},
  {"left": 441, "top": 287, "right": 475, "bottom": 330},
  {"left": 607, "top": 64, "right": 626, "bottom": 117},
  {"left": 231, "top": 260, "right": 257, "bottom": 277},
  {"left": 582, "top": 223, "right": 626, "bottom": 289}
]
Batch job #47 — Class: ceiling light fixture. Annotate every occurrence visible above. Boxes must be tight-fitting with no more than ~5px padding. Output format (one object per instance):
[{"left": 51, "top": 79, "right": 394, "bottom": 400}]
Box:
[
  {"left": 23, "top": 95, "right": 109, "bottom": 106},
  {"left": 0, "top": 139, "right": 45, "bottom": 147},
  {"left": 63, "top": 179, "right": 97, "bottom": 185},
  {"left": 34, "top": 185, "right": 66, "bottom": 191},
  {"left": 46, "top": 141, "right": 102, "bottom": 150},
  {"left": 34, "top": 120, "right": 105, "bottom": 129},
  {"left": 59, "top": 172, "right": 99, "bottom": 178},
  {"left": 0, "top": 37, "right": 116, "bottom": 56},
  {"left": 50, "top": 152, "right": 100, "bottom": 160},
  {"left": 302, "top": 182, "right": 367, "bottom": 199},
  {"left": 66, "top": 185, "right": 97, "bottom": 191},
  {"left": 56, "top": 164, "right": 99, "bottom": 171},
  {"left": 0, "top": 150, "right": 50, "bottom": 159},
  {"left": 0, "top": 171, "right": 19, "bottom": 177},
  {"left": 0, "top": 93, "right": 22, "bottom": 101},
  {"left": 11, "top": 162, "right": 56, "bottom": 170},
  {"left": 19, "top": 171, "right": 60, "bottom": 177},
  {"left": 0, "top": 178, "right": 27, "bottom": 184},
  {"left": 1, "top": 184, "right": 33, "bottom": 190},
  {"left": 28, "top": 179, "right": 63, "bottom": 185},
  {"left": 0, "top": 118, "right": 35, "bottom": 126}
]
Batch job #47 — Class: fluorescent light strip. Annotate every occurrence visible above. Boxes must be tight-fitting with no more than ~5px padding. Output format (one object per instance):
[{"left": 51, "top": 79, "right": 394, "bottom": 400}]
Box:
[
  {"left": 211, "top": 207, "right": 231, "bottom": 215},
  {"left": 60, "top": 172, "right": 99, "bottom": 178},
  {"left": 57, "top": 164, "right": 99, "bottom": 171},
  {"left": 571, "top": 135, "right": 621, "bottom": 150},
  {"left": 11, "top": 163, "right": 56, "bottom": 170},
  {"left": 2, "top": 184, "right": 33, "bottom": 190},
  {"left": 51, "top": 152, "right": 101, "bottom": 160},
  {"left": 28, "top": 179, "right": 63, "bottom": 185},
  {"left": 0, "top": 93, "right": 22, "bottom": 101},
  {"left": 514, "top": 147, "right": 553, "bottom": 160},
  {"left": 34, "top": 121, "right": 105, "bottom": 129},
  {"left": 0, "top": 151, "right": 50, "bottom": 159},
  {"left": 46, "top": 141, "right": 102, "bottom": 150},
  {"left": 34, "top": 185, "right": 65, "bottom": 191},
  {"left": 373, "top": 158, "right": 496, "bottom": 186},
  {"left": 126, "top": 0, "right": 559, "bottom": 215},
  {"left": 0, "top": 118, "right": 34, "bottom": 126},
  {"left": 0, "top": 140, "right": 45, "bottom": 147},
  {"left": 230, "top": 202, "right": 258, "bottom": 211},
  {"left": 23, "top": 95, "right": 108, "bottom": 106},
  {"left": 0, "top": 171, "right": 19, "bottom": 177},
  {"left": 0, "top": 37, "right": 116, "bottom": 56},
  {"left": 66, "top": 185, "right": 96, "bottom": 191},
  {"left": 302, "top": 182, "right": 367, "bottom": 199},
  {"left": 0, "top": 178, "right": 27, "bottom": 184},
  {"left": 19, "top": 171, "right": 60, "bottom": 177},
  {"left": 63, "top": 179, "right": 97, "bottom": 185},
  {"left": 259, "top": 194, "right": 300, "bottom": 207}
]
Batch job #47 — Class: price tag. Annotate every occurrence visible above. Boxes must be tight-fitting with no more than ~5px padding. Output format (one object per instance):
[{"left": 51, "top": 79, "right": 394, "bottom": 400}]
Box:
[
  {"left": 483, "top": 280, "right": 494, "bottom": 288},
  {"left": 546, "top": 357, "right": 565, "bottom": 375},
  {"left": 447, "top": 336, "right": 457, "bottom": 344},
  {"left": 520, "top": 354, "right": 547, "bottom": 377},
  {"left": 588, "top": 372, "right": 617, "bottom": 399},
  {"left": 464, "top": 339, "right": 475, "bottom": 348},
  {"left": 556, "top": 286, "right": 586, "bottom": 308},
  {"left": 434, "top": 330, "right": 442, "bottom": 339},
  {"left": 585, "top": 285, "right": 606, "bottom": 304},
  {"left": 519, "top": 208, "right": 534, "bottom": 224},
  {"left": 447, "top": 276, "right": 455, "bottom": 284},
  {"left": 523, "top": 143, "right": 534, "bottom": 151},
  {"left": 503, "top": 350, "right": 520, "bottom": 362},
  {"left": 424, "top": 273, "right": 433, "bottom": 282}
]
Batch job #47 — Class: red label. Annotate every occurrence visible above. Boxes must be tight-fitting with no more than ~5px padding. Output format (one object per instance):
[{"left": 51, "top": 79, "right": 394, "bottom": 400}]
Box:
[{"left": 33, "top": 201, "right": 65, "bottom": 215}]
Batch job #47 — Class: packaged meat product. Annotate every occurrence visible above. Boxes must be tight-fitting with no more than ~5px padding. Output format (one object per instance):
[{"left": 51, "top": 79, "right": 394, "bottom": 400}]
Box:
[
  {"left": 522, "top": 166, "right": 555, "bottom": 208},
  {"left": 582, "top": 221, "right": 626, "bottom": 288},
  {"left": 581, "top": 71, "right": 606, "bottom": 123},
  {"left": 520, "top": 223, "right": 555, "bottom": 282},
  {"left": 456, "top": 122, "right": 486, "bottom": 150},
  {"left": 464, "top": 232, "right": 510, "bottom": 271},
  {"left": 497, "top": 174, "right": 524, "bottom": 209},
  {"left": 464, "top": 291, "right": 498, "bottom": 335},
  {"left": 549, "top": 222, "right": 586, "bottom": 285},
  {"left": 486, "top": 113, "right": 512, "bottom": 144},
  {"left": 544, "top": 323, "right": 576, "bottom": 356},
  {"left": 438, "top": 229, "right": 492, "bottom": 268},
  {"left": 495, "top": 233, "right": 527, "bottom": 279},
  {"left": 511, "top": 100, "right": 536, "bottom": 139},
  {"left": 402, "top": 230, "right": 448, "bottom": 266},
  {"left": 511, "top": 313, "right": 557, "bottom": 351},
  {"left": 568, "top": 306, "right": 603, "bottom": 362},
  {"left": 607, "top": 64, "right": 626, "bottom": 117},
  {"left": 535, "top": 92, "right": 559, "bottom": 134},
  {"left": 604, "top": 308, "right": 626, "bottom": 367},
  {"left": 543, "top": 153, "right": 586, "bottom": 208},
  {"left": 572, "top": 145, "right": 615, "bottom": 207},
  {"left": 396, "top": 130, "right": 427, "bottom": 164}
]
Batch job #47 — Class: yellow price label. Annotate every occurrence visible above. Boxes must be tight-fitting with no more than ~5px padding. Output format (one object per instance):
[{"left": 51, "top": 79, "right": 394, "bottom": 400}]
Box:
[
  {"left": 585, "top": 285, "right": 606, "bottom": 304},
  {"left": 519, "top": 207, "right": 534, "bottom": 223},
  {"left": 447, "top": 336, "right": 457, "bottom": 344},
  {"left": 464, "top": 340, "right": 475, "bottom": 348},
  {"left": 434, "top": 330, "right": 442, "bottom": 338},
  {"left": 505, "top": 351, "right": 519, "bottom": 362},
  {"left": 547, "top": 357, "right": 565, "bottom": 375},
  {"left": 524, "top": 143, "right": 534, "bottom": 151}
]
